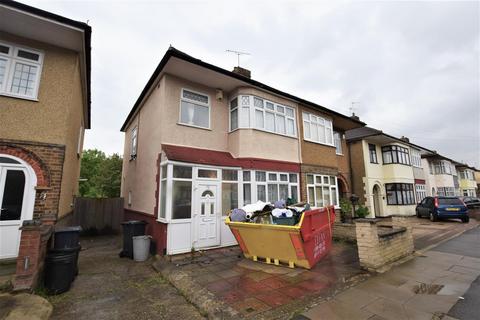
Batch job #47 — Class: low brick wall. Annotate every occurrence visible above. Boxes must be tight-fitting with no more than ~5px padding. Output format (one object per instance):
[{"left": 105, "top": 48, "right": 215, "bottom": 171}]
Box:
[
  {"left": 333, "top": 222, "right": 356, "bottom": 242},
  {"left": 124, "top": 209, "right": 168, "bottom": 256},
  {"left": 355, "top": 216, "right": 414, "bottom": 272}
]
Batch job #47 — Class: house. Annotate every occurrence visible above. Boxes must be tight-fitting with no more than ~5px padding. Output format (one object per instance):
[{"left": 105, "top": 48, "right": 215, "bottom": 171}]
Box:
[
  {"left": 421, "top": 153, "right": 460, "bottom": 197},
  {"left": 475, "top": 170, "right": 480, "bottom": 197},
  {"left": 0, "top": 1, "right": 91, "bottom": 289},
  {"left": 345, "top": 127, "right": 432, "bottom": 217},
  {"left": 455, "top": 163, "right": 478, "bottom": 197},
  {"left": 120, "top": 47, "right": 364, "bottom": 255}
]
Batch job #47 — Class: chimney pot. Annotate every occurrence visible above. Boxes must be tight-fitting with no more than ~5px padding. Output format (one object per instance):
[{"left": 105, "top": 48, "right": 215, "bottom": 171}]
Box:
[{"left": 232, "top": 66, "right": 251, "bottom": 78}]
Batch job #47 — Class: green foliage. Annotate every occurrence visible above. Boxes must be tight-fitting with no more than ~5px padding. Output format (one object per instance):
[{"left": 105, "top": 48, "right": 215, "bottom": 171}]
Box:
[
  {"left": 355, "top": 205, "right": 369, "bottom": 218},
  {"left": 79, "top": 149, "right": 122, "bottom": 198},
  {"left": 339, "top": 198, "right": 352, "bottom": 215}
]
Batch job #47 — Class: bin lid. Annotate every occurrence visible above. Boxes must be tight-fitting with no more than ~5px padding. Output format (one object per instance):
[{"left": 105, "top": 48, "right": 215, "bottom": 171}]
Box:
[
  {"left": 121, "top": 220, "right": 147, "bottom": 225},
  {"left": 132, "top": 235, "right": 151, "bottom": 240},
  {"left": 54, "top": 226, "right": 82, "bottom": 233}
]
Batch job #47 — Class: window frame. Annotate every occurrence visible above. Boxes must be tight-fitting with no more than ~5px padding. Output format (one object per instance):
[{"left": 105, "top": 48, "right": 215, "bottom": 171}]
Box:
[
  {"left": 410, "top": 148, "right": 422, "bottom": 168},
  {"left": 178, "top": 88, "right": 211, "bottom": 130},
  {"left": 334, "top": 131, "right": 343, "bottom": 155},
  {"left": 305, "top": 174, "right": 339, "bottom": 207},
  {"left": 229, "top": 94, "right": 297, "bottom": 138},
  {"left": 385, "top": 183, "right": 415, "bottom": 205},
  {"left": 0, "top": 41, "right": 44, "bottom": 100},
  {"left": 302, "top": 112, "right": 334, "bottom": 147},
  {"left": 382, "top": 145, "right": 411, "bottom": 165},
  {"left": 130, "top": 126, "right": 138, "bottom": 160},
  {"left": 369, "top": 144, "right": 378, "bottom": 164}
]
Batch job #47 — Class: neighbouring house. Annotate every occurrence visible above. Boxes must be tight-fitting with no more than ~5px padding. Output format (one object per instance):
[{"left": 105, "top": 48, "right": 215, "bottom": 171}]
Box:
[
  {"left": 455, "top": 164, "right": 478, "bottom": 197},
  {"left": 120, "top": 47, "right": 364, "bottom": 255},
  {"left": 0, "top": 1, "right": 91, "bottom": 289},
  {"left": 422, "top": 153, "right": 460, "bottom": 197},
  {"left": 345, "top": 127, "right": 432, "bottom": 217},
  {"left": 475, "top": 170, "right": 480, "bottom": 197}
]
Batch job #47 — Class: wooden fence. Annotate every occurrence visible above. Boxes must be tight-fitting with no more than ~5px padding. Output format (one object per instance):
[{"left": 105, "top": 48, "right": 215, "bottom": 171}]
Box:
[{"left": 68, "top": 197, "right": 124, "bottom": 233}]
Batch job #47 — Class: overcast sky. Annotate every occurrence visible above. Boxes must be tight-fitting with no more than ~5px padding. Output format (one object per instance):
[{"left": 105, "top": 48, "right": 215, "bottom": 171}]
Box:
[{"left": 24, "top": 0, "right": 480, "bottom": 167}]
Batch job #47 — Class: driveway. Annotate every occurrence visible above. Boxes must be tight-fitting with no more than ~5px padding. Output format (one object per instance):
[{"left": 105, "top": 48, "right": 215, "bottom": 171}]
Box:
[{"left": 48, "top": 236, "right": 204, "bottom": 320}]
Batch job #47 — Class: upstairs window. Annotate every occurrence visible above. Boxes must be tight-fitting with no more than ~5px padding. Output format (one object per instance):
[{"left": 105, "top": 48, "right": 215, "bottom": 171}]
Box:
[
  {"left": 410, "top": 148, "right": 422, "bottom": 168},
  {"left": 433, "top": 160, "right": 451, "bottom": 175},
  {"left": 334, "top": 132, "right": 342, "bottom": 155},
  {"left": 130, "top": 127, "right": 138, "bottom": 159},
  {"left": 369, "top": 144, "right": 378, "bottom": 164},
  {"left": 303, "top": 112, "right": 333, "bottom": 146},
  {"left": 229, "top": 95, "right": 296, "bottom": 137},
  {"left": 0, "top": 42, "right": 43, "bottom": 100},
  {"left": 180, "top": 89, "right": 210, "bottom": 129},
  {"left": 382, "top": 145, "right": 410, "bottom": 165}
]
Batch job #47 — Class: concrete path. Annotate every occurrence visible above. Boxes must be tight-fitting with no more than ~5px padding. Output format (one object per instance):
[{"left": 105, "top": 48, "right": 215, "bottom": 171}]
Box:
[
  {"left": 300, "top": 227, "right": 480, "bottom": 320},
  {"left": 49, "top": 236, "right": 204, "bottom": 320}
]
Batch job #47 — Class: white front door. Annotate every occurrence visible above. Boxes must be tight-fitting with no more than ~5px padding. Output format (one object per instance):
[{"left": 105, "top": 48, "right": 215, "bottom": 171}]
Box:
[
  {"left": 195, "top": 184, "right": 220, "bottom": 248},
  {"left": 0, "top": 166, "right": 31, "bottom": 259}
]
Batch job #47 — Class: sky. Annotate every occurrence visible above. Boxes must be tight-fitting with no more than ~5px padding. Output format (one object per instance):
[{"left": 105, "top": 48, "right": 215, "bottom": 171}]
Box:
[{"left": 23, "top": 0, "right": 480, "bottom": 167}]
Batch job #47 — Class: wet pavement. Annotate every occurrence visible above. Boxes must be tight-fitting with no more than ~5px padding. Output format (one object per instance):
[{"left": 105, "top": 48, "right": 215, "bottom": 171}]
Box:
[
  {"left": 49, "top": 236, "right": 204, "bottom": 320},
  {"left": 301, "top": 226, "right": 480, "bottom": 320},
  {"left": 155, "top": 241, "right": 368, "bottom": 319}
]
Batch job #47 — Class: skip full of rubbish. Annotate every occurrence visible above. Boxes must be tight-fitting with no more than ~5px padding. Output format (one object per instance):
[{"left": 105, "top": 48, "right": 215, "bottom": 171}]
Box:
[{"left": 229, "top": 198, "right": 311, "bottom": 226}]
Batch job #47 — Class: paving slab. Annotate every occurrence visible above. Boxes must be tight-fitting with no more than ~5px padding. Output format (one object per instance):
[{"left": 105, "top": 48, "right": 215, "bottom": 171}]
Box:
[{"left": 0, "top": 293, "right": 52, "bottom": 320}]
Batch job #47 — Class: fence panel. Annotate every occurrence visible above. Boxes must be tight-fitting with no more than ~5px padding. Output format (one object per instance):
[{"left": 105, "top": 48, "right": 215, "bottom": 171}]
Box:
[{"left": 71, "top": 197, "right": 124, "bottom": 233}]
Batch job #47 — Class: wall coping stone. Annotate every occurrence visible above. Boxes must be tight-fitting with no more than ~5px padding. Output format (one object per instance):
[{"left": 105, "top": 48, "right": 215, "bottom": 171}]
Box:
[{"left": 355, "top": 218, "right": 382, "bottom": 224}]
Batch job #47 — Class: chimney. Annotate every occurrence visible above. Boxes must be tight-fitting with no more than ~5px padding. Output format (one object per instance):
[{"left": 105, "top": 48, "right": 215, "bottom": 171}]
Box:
[
  {"left": 232, "top": 66, "right": 251, "bottom": 78},
  {"left": 400, "top": 136, "right": 410, "bottom": 143},
  {"left": 350, "top": 112, "right": 360, "bottom": 121}
]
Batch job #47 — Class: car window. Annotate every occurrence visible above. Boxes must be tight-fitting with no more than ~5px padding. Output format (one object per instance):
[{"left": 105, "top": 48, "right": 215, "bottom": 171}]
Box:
[
  {"left": 426, "top": 198, "right": 434, "bottom": 207},
  {"left": 438, "top": 198, "right": 463, "bottom": 205}
]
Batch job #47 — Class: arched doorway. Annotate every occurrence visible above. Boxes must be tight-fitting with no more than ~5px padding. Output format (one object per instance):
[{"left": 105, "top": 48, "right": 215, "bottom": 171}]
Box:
[
  {"left": 0, "top": 154, "right": 37, "bottom": 259},
  {"left": 372, "top": 184, "right": 382, "bottom": 217},
  {"left": 337, "top": 178, "right": 348, "bottom": 200}
]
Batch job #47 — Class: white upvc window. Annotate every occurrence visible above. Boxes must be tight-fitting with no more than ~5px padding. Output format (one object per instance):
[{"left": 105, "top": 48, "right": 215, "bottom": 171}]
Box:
[
  {"left": 130, "top": 126, "right": 138, "bottom": 159},
  {"left": 434, "top": 160, "right": 451, "bottom": 175},
  {"left": 410, "top": 148, "right": 422, "bottom": 168},
  {"left": 229, "top": 95, "right": 296, "bottom": 137},
  {"left": 333, "top": 132, "right": 342, "bottom": 155},
  {"left": 415, "top": 184, "right": 426, "bottom": 202},
  {"left": 303, "top": 112, "right": 334, "bottom": 146},
  {"left": 306, "top": 174, "right": 339, "bottom": 207},
  {"left": 0, "top": 42, "right": 43, "bottom": 100},
  {"left": 179, "top": 88, "right": 210, "bottom": 129}
]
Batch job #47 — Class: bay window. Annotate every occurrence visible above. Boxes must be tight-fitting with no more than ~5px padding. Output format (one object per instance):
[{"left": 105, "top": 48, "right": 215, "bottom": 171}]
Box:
[
  {"left": 179, "top": 89, "right": 210, "bottom": 129},
  {"left": 303, "top": 112, "right": 334, "bottom": 146},
  {"left": 0, "top": 42, "right": 43, "bottom": 99},
  {"left": 306, "top": 174, "right": 339, "bottom": 207},
  {"left": 382, "top": 145, "right": 410, "bottom": 165},
  {"left": 229, "top": 95, "right": 296, "bottom": 137},
  {"left": 385, "top": 183, "right": 415, "bottom": 205}
]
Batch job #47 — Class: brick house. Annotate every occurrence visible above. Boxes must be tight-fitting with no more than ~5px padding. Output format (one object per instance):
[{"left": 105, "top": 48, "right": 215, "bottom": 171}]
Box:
[
  {"left": 0, "top": 1, "right": 91, "bottom": 289},
  {"left": 120, "top": 47, "right": 364, "bottom": 255}
]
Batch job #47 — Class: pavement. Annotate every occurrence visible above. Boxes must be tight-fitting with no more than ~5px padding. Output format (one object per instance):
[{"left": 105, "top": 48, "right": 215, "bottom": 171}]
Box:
[
  {"left": 0, "top": 293, "right": 52, "bottom": 320},
  {"left": 48, "top": 236, "right": 204, "bottom": 320},
  {"left": 300, "top": 226, "right": 480, "bottom": 320},
  {"left": 154, "top": 241, "right": 369, "bottom": 319}
]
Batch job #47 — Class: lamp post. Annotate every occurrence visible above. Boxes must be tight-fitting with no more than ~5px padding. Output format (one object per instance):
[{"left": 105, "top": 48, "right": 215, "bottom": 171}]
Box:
[{"left": 350, "top": 194, "right": 359, "bottom": 219}]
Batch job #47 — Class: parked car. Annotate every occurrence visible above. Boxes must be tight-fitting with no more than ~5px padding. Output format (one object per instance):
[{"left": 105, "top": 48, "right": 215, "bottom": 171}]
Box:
[
  {"left": 459, "top": 196, "right": 480, "bottom": 209},
  {"left": 416, "top": 196, "right": 469, "bottom": 223}
]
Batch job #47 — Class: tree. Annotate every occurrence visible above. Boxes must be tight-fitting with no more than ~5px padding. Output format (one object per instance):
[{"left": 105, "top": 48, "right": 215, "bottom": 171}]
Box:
[{"left": 79, "top": 149, "right": 122, "bottom": 198}]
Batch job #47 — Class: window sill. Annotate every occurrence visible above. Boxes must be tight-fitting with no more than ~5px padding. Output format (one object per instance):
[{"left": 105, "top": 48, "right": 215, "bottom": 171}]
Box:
[
  {"left": 177, "top": 122, "right": 212, "bottom": 131},
  {"left": 382, "top": 163, "right": 411, "bottom": 167},
  {"left": 303, "top": 138, "right": 335, "bottom": 148},
  {"left": 0, "top": 92, "right": 39, "bottom": 102},
  {"left": 336, "top": 153, "right": 344, "bottom": 156}
]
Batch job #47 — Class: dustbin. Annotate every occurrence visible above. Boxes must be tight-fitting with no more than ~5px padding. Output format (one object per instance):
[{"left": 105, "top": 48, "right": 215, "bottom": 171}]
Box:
[
  {"left": 225, "top": 206, "right": 335, "bottom": 269},
  {"left": 119, "top": 220, "right": 147, "bottom": 259},
  {"left": 48, "top": 245, "right": 81, "bottom": 281},
  {"left": 44, "top": 250, "right": 77, "bottom": 295},
  {"left": 133, "top": 235, "right": 151, "bottom": 262},
  {"left": 53, "top": 226, "right": 82, "bottom": 249}
]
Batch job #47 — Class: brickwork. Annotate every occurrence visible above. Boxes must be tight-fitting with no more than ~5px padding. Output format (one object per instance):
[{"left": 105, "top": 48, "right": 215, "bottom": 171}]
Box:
[
  {"left": 13, "top": 223, "right": 53, "bottom": 291},
  {"left": 355, "top": 216, "right": 414, "bottom": 272},
  {"left": 333, "top": 222, "right": 356, "bottom": 242},
  {"left": 1, "top": 139, "right": 65, "bottom": 291},
  {"left": 0, "top": 139, "right": 65, "bottom": 221}
]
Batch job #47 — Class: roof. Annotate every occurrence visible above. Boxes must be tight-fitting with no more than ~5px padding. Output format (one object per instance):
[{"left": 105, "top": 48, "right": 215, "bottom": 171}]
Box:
[
  {"left": 1, "top": 0, "right": 92, "bottom": 128},
  {"left": 120, "top": 46, "right": 366, "bottom": 131},
  {"left": 345, "top": 127, "right": 382, "bottom": 141},
  {"left": 162, "top": 144, "right": 300, "bottom": 172}
]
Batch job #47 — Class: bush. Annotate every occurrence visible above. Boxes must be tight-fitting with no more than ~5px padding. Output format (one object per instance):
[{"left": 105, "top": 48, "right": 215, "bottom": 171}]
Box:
[
  {"left": 339, "top": 198, "right": 352, "bottom": 222},
  {"left": 355, "top": 205, "right": 369, "bottom": 218}
]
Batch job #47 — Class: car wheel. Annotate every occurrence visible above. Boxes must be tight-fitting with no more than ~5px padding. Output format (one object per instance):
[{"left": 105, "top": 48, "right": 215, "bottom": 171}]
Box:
[
  {"left": 430, "top": 212, "right": 437, "bottom": 222},
  {"left": 462, "top": 216, "right": 470, "bottom": 223}
]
